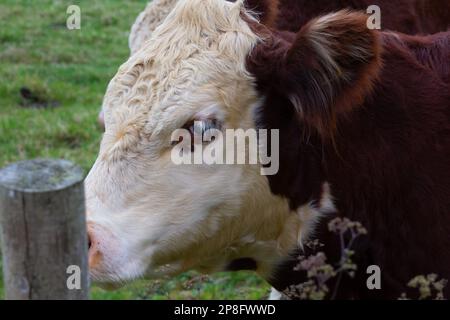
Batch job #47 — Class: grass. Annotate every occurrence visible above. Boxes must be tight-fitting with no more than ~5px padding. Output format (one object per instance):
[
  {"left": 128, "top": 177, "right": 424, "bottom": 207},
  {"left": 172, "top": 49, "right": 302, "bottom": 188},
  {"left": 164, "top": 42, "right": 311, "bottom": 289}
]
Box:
[{"left": 0, "top": 0, "right": 270, "bottom": 299}]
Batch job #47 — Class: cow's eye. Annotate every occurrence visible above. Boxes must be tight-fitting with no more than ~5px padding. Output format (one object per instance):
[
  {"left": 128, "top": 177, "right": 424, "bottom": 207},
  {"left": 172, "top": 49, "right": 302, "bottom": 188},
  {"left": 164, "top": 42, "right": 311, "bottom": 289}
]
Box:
[
  {"left": 171, "top": 119, "right": 220, "bottom": 149},
  {"left": 187, "top": 119, "right": 220, "bottom": 139}
]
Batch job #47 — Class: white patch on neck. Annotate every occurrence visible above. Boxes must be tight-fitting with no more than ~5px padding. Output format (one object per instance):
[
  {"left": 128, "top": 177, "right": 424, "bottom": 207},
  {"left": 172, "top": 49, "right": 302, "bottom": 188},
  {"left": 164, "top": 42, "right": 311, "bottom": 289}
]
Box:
[
  {"left": 269, "top": 288, "right": 287, "bottom": 300},
  {"left": 296, "top": 182, "right": 337, "bottom": 245},
  {"left": 319, "top": 182, "right": 336, "bottom": 213}
]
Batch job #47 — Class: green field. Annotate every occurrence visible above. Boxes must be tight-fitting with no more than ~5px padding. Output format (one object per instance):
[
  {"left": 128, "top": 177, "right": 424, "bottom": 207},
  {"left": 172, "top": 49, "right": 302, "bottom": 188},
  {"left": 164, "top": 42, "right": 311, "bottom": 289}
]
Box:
[{"left": 0, "top": 0, "right": 270, "bottom": 300}]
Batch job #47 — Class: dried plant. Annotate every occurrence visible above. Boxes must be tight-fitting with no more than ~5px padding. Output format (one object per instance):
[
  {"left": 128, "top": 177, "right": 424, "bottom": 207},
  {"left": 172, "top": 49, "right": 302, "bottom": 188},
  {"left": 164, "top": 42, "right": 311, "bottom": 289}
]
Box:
[
  {"left": 282, "top": 217, "right": 447, "bottom": 300},
  {"left": 399, "top": 274, "right": 448, "bottom": 300},
  {"left": 283, "top": 217, "right": 367, "bottom": 300}
]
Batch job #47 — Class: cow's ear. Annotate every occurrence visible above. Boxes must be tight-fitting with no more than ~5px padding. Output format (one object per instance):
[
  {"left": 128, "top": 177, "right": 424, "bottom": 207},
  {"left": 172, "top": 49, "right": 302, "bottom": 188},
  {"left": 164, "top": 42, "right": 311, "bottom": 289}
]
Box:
[
  {"left": 286, "top": 10, "right": 382, "bottom": 134},
  {"left": 250, "top": 11, "right": 382, "bottom": 137}
]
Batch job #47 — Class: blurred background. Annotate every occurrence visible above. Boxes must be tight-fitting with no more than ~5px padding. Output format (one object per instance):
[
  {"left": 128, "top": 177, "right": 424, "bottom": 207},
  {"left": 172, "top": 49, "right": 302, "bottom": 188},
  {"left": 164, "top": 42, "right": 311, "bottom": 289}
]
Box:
[{"left": 0, "top": 0, "right": 270, "bottom": 299}]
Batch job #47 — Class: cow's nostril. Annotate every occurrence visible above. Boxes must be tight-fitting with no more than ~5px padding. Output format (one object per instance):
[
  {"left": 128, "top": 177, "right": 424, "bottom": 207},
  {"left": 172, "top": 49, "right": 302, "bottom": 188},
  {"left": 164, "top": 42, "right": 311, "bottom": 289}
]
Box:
[
  {"left": 88, "top": 233, "right": 92, "bottom": 250},
  {"left": 87, "top": 228, "right": 104, "bottom": 269}
]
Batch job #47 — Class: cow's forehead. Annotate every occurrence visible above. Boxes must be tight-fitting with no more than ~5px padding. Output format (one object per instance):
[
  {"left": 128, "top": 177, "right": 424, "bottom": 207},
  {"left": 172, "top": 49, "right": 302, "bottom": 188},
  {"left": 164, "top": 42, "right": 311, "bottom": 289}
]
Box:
[{"left": 102, "top": 0, "right": 259, "bottom": 137}]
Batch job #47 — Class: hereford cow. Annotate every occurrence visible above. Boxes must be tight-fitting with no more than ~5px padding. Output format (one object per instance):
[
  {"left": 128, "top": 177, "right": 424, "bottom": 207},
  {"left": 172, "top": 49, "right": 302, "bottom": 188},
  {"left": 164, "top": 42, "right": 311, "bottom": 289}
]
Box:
[{"left": 86, "top": 0, "right": 450, "bottom": 299}]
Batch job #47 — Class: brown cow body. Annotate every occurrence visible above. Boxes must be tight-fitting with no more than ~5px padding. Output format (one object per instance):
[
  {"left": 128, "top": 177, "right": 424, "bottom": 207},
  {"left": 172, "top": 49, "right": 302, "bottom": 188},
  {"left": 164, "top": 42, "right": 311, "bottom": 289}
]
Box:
[
  {"left": 248, "top": 0, "right": 450, "bottom": 34},
  {"left": 247, "top": 5, "right": 450, "bottom": 299}
]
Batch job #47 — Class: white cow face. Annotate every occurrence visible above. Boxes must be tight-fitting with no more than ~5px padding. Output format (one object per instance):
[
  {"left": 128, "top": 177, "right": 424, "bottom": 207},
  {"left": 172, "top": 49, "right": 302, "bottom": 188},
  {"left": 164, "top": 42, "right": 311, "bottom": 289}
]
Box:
[{"left": 85, "top": 0, "right": 303, "bottom": 285}]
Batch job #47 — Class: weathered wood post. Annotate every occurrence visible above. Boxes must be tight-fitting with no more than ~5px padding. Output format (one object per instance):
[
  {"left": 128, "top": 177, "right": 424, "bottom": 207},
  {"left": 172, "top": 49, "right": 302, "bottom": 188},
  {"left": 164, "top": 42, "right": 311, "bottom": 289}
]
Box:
[{"left": 0, "top": 159, "right": 89, "bottom": 299}]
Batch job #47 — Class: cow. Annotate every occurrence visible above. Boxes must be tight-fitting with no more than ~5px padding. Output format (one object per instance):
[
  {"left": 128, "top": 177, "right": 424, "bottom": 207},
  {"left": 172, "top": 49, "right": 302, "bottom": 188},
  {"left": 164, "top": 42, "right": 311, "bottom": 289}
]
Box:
[
  {"left": 86, "top": 0, "right": 450, "bottom": 299},
  {"left": 98, "top": 0, "right": 450, "bottom": 127}
]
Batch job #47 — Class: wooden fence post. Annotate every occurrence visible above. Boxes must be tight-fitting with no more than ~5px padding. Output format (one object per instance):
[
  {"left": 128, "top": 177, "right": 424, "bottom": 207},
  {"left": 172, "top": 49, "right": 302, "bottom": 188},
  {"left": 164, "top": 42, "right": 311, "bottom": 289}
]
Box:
[{"left": 0, "top": 159, "right": 89, "bottom": 300}]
